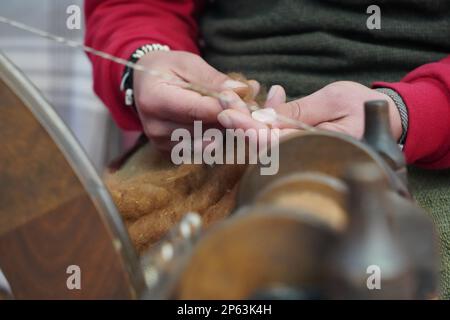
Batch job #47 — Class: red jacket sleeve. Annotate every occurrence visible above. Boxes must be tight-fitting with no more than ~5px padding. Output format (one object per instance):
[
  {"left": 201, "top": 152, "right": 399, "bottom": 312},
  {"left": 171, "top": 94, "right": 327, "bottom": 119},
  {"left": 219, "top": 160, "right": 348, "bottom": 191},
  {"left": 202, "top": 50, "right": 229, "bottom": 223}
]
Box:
[
  {"left": 84, "top": 0, "right": 201, "bottom": 130},
  {"left": 373, "top": 56, "right": 450, "bottom": 170}
]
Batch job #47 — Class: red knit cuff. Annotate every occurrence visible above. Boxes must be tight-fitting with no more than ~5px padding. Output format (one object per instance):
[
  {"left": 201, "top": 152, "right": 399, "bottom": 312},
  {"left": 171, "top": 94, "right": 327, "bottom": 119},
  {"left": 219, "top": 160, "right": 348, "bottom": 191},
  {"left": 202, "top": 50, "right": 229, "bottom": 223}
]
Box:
[{"left": 373, "top": 79, "right": 450, "bottom": 169}]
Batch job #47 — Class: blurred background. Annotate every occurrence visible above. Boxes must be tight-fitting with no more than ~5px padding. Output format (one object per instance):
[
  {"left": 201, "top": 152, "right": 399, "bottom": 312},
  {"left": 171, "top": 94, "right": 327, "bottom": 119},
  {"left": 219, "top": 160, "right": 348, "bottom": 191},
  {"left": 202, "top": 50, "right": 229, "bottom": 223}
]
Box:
[{"left": 0, "top": 0, "right": 135, "bottom": 172}]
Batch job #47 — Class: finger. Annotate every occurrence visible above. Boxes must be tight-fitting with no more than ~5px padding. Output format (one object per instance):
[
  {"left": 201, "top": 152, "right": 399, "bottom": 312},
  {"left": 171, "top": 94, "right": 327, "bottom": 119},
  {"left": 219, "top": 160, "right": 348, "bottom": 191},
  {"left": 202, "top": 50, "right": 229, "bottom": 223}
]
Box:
[
  {"left": 218, "top": 109, "right": 268, "bottom": 149},
  {"left": 141, "top": 83, "right": 223, "bottom": 123},
  {"left": 218, "top": 90, "right": 250, "bottom": 114},
  {"left": 217, "top": 109, "right": 268, "bottom": 131},
  {"left": 273, "top": 91, "right": 339, "bottom": 128},
  {"left": 248, "top": 80, "right": 261, "bottom": 100},
  {"left": 178, "top": 54, "right": 248, "bottom": 93},
  {"left": 264, "top": 85, "right": 286, "bottom": 108}
]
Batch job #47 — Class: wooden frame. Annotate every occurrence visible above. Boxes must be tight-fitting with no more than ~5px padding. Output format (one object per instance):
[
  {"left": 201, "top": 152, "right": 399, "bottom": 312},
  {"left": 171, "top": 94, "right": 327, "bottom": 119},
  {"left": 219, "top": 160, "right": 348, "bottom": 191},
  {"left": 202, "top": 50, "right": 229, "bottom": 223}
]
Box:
[{"left": 0, "top": 52, "right": 146, "bottom": 299}]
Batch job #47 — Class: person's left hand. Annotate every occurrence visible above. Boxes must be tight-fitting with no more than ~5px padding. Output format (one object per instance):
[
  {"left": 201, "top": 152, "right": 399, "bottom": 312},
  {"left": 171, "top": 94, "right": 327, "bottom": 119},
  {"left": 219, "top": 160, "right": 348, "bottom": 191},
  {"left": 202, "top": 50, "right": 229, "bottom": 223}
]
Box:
[{"left": 217, "top": 81, "right": 402, "bottom": 142}]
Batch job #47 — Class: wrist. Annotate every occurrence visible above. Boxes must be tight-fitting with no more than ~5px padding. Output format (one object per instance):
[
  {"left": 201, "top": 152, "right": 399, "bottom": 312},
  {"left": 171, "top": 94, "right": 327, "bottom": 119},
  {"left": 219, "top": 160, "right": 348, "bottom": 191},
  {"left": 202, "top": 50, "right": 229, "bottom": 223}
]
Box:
[{"left": 120, "top": 44, "right": 170, "bottom": 108}]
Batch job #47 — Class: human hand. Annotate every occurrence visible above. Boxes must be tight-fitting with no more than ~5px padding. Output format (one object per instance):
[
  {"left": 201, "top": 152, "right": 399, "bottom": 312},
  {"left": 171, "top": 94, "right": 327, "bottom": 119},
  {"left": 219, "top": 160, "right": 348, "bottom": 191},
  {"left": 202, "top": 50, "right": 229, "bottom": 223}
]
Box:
[
  {"left": 217, "top": 81, "right": 402, "bottom": 142},
  {"left": 133, "top": 51, "right": 255, "bottom": 152}
]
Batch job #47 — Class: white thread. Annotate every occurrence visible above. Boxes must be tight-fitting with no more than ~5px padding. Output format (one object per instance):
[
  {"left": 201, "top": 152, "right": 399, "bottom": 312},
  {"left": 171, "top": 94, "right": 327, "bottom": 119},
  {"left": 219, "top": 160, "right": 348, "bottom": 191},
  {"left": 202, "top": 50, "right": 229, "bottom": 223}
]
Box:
[{"left": 0, "top": 15, "right": 315, "bottom": 132}]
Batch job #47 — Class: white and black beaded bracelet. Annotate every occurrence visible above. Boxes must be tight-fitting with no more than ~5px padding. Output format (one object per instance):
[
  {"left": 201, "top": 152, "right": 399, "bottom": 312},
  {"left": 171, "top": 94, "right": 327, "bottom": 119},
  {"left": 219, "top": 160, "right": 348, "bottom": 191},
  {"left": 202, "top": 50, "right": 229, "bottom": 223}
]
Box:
[{"left": 120, "top": 44, "right": 170, "bottom": 107}]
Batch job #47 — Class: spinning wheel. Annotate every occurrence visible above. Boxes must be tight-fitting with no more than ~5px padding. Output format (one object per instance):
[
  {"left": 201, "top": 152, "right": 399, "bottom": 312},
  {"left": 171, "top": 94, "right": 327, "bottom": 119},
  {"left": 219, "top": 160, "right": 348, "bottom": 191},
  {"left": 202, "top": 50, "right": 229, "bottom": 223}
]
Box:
[
  {"left": 175, "top": 207, "right": 338, "bottom": 299},
  {"left": 0, "top": 51, "right": 440, "bottom": 300},
  {"left": 0, "top": 53, "right": 145, "bottom": 299}
]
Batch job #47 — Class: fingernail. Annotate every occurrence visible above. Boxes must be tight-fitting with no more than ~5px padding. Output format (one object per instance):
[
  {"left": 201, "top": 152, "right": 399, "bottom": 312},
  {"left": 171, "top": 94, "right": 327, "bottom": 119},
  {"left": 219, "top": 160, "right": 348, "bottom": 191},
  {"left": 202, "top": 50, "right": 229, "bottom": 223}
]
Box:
[
  {"left": 219, "top": 96, "right": 230, "bottom": 109},
  {"left": 267, "top": 85, "right": 278, "bottom": 101},
  {"left": 252, "top": 108, "right": 277, "bottom": 124},
  {"left": 223, "top": 80, "right": 247, "bottom": 90},
  {"left": 219, "top": 91, "right": 234, "bottom": 109},
  {"left": 219, "top": 92, "right": 247, "bottom": 110},
  {"left": 218, "top": 111, "right": 233, "bottom": 127}
]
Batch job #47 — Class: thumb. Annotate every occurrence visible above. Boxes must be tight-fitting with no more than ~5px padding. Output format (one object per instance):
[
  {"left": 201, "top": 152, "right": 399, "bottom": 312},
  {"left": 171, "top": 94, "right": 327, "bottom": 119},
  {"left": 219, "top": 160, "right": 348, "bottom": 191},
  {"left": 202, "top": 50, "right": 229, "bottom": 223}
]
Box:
[
  {"left": 265, "top": 85, "right": 286, "bottom": 108},
  {"left": 273, "top": 93, "right": 334, "bottom": 128}
]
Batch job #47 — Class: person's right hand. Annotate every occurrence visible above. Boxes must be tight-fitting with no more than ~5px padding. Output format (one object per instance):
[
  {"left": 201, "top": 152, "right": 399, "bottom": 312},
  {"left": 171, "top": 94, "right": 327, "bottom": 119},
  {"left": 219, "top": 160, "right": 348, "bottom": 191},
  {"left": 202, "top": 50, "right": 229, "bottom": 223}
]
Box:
[{"left": 133, "top": 51, "right": 250, "bottom": 152}]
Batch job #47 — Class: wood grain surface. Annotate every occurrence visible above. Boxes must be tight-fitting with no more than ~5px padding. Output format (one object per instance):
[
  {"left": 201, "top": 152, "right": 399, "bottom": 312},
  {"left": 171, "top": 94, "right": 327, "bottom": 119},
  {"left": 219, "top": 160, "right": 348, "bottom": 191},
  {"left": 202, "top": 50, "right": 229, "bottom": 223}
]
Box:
[{"left": 0, "top": 76, "right": 137, "bottom": 299}]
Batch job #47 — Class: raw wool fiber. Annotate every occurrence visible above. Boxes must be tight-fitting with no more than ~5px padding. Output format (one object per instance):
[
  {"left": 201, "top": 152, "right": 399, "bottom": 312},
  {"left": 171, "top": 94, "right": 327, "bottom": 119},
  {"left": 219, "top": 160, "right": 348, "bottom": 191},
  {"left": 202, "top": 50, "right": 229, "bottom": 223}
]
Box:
[
  {"left": 104, "top": 73, "right": 259, "bottom": 253},
  {"left": 227, "top": 72, "right": 267, "bottom": 106},
  {"left": 105, "top": 142, "right": 247, "bottom": 253}
]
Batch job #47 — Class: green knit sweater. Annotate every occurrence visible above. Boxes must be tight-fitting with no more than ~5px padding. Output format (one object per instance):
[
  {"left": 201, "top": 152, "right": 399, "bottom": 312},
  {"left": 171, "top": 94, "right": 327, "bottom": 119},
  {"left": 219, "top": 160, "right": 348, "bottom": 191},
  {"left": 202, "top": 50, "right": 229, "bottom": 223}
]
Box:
[
  {"left": 200, "top": 0, "right": 450, "bottom": 298},
  {"left": 200, "top": 0, "right": 450, "bottom": 98}
]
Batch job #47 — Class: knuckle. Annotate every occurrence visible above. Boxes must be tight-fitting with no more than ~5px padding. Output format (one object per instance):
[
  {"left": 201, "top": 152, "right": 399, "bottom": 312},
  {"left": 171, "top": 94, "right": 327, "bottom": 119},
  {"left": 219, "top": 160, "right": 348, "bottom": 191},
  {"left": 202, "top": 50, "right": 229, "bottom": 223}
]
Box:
[
  {"left": 288, "top": 100, "right": 302, "bottom": 119},
  {"left": 202, "top": 67, "right": 227, "bottom": 88},
  {"left": 324, "top": 81, "right": 360, "bottom": 97}
]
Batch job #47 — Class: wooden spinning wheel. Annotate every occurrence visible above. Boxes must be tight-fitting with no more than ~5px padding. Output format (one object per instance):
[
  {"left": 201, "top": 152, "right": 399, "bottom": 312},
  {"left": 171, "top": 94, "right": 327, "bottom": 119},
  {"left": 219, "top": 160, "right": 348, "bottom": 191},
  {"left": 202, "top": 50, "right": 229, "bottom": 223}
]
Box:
[
  {"left": 0, "top": 52, "right": 146, "bottom": 299},
  {"left": 0, "top": 50, "right": 440, "bottom": 300}
]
